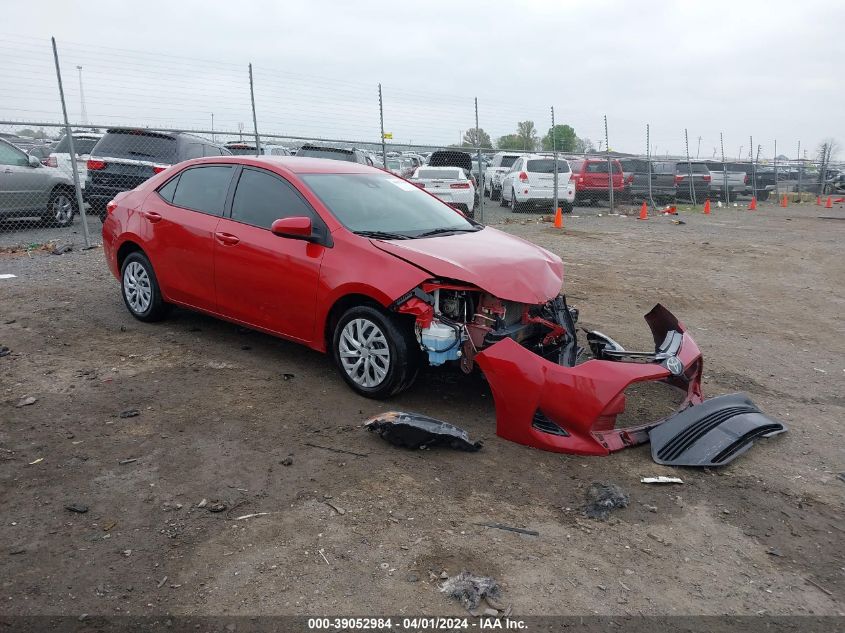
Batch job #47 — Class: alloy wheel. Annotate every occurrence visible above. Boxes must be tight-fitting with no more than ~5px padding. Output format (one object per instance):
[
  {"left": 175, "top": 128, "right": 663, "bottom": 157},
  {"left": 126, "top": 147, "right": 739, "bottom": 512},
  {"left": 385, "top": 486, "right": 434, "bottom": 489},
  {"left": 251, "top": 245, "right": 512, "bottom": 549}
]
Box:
[
  {"left": 51, "top": 194, "right": 74, "bottom": 225},
  {"left": 338, "top": 318, "right": 390, "bottom": 388},
  {"left": 123, "top": 261, "right": 152, "bottom": 314}
]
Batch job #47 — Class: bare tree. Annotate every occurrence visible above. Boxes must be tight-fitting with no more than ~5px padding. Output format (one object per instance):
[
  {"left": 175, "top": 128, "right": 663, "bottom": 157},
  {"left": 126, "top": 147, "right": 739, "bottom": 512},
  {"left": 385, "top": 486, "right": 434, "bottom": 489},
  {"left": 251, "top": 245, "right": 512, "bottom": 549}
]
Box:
[{"left": 516, "top": 121, "right": 538, "bottom": 151}]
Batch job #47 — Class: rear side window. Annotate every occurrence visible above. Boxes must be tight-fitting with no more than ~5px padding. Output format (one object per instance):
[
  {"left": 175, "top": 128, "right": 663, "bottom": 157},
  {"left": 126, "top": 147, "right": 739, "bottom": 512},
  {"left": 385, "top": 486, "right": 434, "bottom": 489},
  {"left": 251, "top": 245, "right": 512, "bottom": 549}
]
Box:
[
  {"left": 92, "top": 131, "right": 177, "bottom": 163},
  {"left": 157, "top": 175, "right": 180, "bottom": 203},
  {"left": 171, "top": 166, "right": 233, "bottom": 215},
  {"left": 230, "top": 168, "right": 314, "bottom": 229},
  {"left": 55, "top": 137, "right": 99, "bottom": 154},
  {"left": 526, "top": 159, "right": 570, "bottom": 173},
  {"left": 500, "top": 156, "right": 519, "bottom": 168}
]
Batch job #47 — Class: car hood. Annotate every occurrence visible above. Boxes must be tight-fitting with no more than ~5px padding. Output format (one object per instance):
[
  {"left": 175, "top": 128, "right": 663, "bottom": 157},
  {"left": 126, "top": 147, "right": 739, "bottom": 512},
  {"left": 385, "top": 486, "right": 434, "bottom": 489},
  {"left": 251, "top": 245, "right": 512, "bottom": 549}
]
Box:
[{"left": 370, "top": 227, "right": 563, "bottom": 304}]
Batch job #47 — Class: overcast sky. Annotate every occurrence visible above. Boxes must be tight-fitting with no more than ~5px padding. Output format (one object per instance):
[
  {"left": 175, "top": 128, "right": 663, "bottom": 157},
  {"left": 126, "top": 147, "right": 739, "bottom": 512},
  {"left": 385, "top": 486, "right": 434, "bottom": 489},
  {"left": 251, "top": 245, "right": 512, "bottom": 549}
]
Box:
[{"left": 2, "top": 0, "right": 842, "bottom": 158}]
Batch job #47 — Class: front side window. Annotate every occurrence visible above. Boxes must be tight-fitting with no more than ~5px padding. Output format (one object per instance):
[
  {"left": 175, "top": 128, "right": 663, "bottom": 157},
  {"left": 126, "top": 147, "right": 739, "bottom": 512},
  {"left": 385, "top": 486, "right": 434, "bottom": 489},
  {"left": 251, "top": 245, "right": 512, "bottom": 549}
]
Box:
[
  {"left": 170, "top": 165, "right": 233, "bottom": 215},
  {"left": 230, "top": 168, "right": 314, "bottom": 229},
  {"left": 0, "top": 141, "right": 29, "bottom": 167}
]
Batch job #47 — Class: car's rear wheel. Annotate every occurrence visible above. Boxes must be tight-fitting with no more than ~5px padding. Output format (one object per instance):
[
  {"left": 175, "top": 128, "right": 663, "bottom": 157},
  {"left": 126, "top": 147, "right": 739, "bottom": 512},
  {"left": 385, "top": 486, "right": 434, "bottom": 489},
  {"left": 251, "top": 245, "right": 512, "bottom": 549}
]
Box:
[
  {"left": 120, "top": 252, "right": 169, "bottom": 322},
  {"left": 510, "top": 188, "right": 521, "bottom": 213},
  {"left": 43, "top": 189, "right": 77, "bottom": 228},
  {"left": 332, "top": 305, "right": 418, "bottom": 399},
  {"left": 491, "top": 186, "right": 500, "bottom": 201},
  {"left": 562, "top": 201, "right": 574, "bottom": 214}
]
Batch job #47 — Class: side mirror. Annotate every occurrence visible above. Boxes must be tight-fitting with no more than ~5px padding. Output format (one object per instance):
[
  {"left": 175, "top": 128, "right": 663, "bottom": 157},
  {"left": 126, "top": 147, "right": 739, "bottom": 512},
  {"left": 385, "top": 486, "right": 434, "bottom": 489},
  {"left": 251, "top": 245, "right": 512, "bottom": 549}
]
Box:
[
  {"left": 28, "top": 155, "right": 41, "bottom": 168},
  {"left": 270, "top": 216, "right": 313, "bottom": 239}
]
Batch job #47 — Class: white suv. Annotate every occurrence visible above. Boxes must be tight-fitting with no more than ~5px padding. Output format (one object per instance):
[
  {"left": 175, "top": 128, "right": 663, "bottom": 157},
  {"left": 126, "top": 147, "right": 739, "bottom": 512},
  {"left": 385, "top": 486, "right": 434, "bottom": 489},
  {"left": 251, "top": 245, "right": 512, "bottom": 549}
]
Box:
[
  {"left": 500, "top": 154, "right": 575, "bottom": 212},
  {"left": 47, "top": 132, "right": 102, "bottom": 189},
  {"left": 484, "top": 152, "right": 521, "bottom": 201}
]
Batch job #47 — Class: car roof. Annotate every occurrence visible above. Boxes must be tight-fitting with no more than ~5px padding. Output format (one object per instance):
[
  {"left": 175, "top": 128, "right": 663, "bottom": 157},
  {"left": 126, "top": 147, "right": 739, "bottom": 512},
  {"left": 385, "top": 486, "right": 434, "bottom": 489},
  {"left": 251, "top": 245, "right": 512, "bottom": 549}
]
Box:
[{"left": 182, "top": 155, "right": 377, "bottom": 174}]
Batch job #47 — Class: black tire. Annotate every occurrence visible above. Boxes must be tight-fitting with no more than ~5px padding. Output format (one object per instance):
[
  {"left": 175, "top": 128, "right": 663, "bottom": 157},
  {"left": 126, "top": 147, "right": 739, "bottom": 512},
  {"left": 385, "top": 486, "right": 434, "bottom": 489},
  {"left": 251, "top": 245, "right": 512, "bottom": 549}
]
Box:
[
  {"left": 510, "top": 188, "right": 521, "bottom": 213},
  {"left": 42, "top": 188, "right": 77, "bottom": 228},
  {"left": 491, "top": 187, "right": 501, "bottom": 201},
  {"left": 757, "top": 190, "right": 769, "bottom": 202},
  {"left": 562, "top": 201, "right": 574, "bottom": 214},
  {"left": 120, "top": 251, "right": 170, "bottom": 322},
  {"left": 499, "top": 188, "right": 508, "bottom": 207},
  {"left": 332, "top": 305, "right": 419, "bottom": 399}
]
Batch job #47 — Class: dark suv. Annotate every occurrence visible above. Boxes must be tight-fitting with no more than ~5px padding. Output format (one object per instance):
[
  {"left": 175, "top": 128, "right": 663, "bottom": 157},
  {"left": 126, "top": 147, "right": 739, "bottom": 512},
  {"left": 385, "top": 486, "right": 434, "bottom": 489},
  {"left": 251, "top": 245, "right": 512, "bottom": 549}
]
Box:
[
  {"left": 295, "top": 145, "right": 372, "bottom": 165},
  {"left": 85, "top": 129, "right": 231, "bottom": 218}
]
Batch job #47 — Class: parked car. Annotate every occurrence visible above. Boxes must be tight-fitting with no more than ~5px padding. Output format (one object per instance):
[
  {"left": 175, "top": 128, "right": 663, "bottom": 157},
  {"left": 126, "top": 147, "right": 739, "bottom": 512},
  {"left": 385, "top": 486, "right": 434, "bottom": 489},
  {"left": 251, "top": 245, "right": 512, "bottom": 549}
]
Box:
[
  {"left": 47, "top": 132, "right": 103, "bottom": 188},
  {"left": 484, "top": 152, "right": 521, "bottom": 200},
  {"left": 700, "top": 161, "right": 746, "bottom": 201},
  {"left": 223, "top": 141, "right": 292, "bottom": 156},
  {"left": 85, "top": 129, "right": 231, "bottom": 219},
  {"left": 296, "top": 145, "right": 373, "bottom": 165},
  {"left": 569, "top": 157, "right": 624, "bottom": 204},
  {"left": 674, "top": 162, "right": 711, "bottom": 201},
  {"left": 0, "top": 137, "right": 78, "bottom": 227},
  {"left": 618, "top": 158, "right": 677, "bottom": 203},
  {"left": 500, "top": 154, "right": 575, "bottom": 213},
  {"left": 28, "top": 144, "right": 55, "bottom": 166},
  {"left": 409, "top": 165, "right": 475, "bottom": 216},
  {"left": 101, "top": 156, "right": 570, "bottom": 400},
  {"left": 747, "top": 166, "right": 776, "bottom": 201}
]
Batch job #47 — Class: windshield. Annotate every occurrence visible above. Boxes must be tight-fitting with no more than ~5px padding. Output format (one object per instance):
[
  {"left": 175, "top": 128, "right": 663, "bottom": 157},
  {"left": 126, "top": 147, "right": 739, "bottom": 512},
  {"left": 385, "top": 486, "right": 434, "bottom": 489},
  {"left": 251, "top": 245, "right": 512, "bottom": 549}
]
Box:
[
  {"left": 527, "top": 159, "right": 570, "bottom": 173},
  {"left": 296, "top": 147, "right": 355, "bottom": 162},
  {"left": 416, "top": 168, "right": 461, "bottom": 180},
  {"left": 93, "top": 132, "right": 177, "bottom": 163},
  {"left": 55, "top": 136, "right": 99, "bottom": 154},
  {"left": 301, "top": 172, "right": 477, "bottom": 237}
]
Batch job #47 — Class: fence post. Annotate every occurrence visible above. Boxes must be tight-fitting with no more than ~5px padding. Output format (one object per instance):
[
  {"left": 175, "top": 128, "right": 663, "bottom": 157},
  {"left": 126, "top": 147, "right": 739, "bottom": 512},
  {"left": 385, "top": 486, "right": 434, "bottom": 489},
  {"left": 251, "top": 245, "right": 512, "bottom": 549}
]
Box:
[
  {"left": 604, "top": 115, "right": 613, "bottom": 211},
  {"left": 720, "top": 132, "right": 729, "bottom": 205},
  {"left": 749, "top": 136, "right": 757, "bottom": 199},
  {"left": 551, "top": 106, "right": 558, "bottom": 216},
  {"left": 684, "top": 128, "right": 696, "bottom": 206},
  {"left": 646, "top": 124, "right": 653, "bottom": 209},
  {"left": 474, "top": 98, "right": 484, "bottom": 223},
  {"left": 248, "top": 63, "right": 261, "bottom": 155},
  {"left": 51, "top": 37, "right": 90, "bottom": 248},
  {"left": 378, "top": 84, "right": 387, "bottom": 168},
  {"left": 773, "top": 139, "right": 778, "bottom": 199},
  {"left": 796, "top": 141, "right": 802, "bottom": 199}
]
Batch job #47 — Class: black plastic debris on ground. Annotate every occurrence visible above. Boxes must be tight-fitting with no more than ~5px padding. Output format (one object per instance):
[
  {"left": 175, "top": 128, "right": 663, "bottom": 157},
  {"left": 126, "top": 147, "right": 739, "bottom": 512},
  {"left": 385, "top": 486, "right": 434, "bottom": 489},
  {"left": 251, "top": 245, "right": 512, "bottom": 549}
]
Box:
[
  {"left": 119, "top": 409, "right": 140, "bottom": 419},
  {"left": 440, "top": 571, "right": 500, "bottom": 610},
  {"left": 584, "top": 482, "right": 629, "bottom": 520},
  {"left": 364, "top": 411, "right": 481, "bottom": 452}
]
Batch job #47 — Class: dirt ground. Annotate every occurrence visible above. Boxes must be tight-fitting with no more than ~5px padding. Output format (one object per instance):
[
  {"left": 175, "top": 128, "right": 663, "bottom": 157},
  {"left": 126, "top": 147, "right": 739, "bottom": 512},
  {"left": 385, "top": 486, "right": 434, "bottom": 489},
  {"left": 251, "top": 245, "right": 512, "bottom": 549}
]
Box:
[{"left": 1, "top": 200, "right": 843, "bottom": 617}]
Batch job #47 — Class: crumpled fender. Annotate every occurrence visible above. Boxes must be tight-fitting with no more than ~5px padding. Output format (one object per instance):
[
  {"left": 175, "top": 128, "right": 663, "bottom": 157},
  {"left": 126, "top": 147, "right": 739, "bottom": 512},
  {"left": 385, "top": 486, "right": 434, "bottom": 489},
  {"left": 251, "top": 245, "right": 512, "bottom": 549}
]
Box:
[{"left": 475, "top": 305, "right": 703, "bottom": 455}]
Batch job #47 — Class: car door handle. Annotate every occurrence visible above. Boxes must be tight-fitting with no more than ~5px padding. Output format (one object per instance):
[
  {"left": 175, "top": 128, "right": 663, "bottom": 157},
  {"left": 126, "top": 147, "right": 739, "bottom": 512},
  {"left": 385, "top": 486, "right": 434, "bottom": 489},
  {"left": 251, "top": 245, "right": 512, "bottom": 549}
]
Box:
[
  {"left": 142, "top": 211, "right": 162, "bottom": 223},
  {"left": 214, "top": 232, "right": 240, "bottom": 246}
]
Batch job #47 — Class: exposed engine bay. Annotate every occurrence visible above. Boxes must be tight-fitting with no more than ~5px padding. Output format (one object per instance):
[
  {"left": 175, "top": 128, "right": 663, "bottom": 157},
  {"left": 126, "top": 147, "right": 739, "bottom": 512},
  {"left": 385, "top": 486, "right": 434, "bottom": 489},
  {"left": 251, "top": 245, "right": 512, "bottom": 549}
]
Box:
[{"left": 393, "top": 280, "right": 579, "bottom": 372}]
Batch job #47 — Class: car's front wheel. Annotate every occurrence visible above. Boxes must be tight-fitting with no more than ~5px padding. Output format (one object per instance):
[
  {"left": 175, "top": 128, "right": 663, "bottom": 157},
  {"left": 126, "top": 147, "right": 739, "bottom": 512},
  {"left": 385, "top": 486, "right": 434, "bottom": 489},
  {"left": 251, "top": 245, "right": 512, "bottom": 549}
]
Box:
[
  {"left": 43, "top": 189, "right": 77, "bottom": 227},
  {"left": 332, "top": 305, "right": 418, "bottom": 399},
  {"left": 120, "top": 251, "right": 170, "bottom": 322}
]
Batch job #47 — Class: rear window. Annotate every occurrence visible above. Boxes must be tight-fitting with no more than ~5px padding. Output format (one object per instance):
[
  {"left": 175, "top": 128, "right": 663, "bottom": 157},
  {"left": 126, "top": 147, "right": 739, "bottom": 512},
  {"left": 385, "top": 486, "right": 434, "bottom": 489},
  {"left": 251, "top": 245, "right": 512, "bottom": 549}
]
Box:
[
  {"left": 226, "top": 145, "right": 256, "bottom": 155},
  {"left": 92, "top": 131, "right": 177, "bottom": 163},
  {"left": 416, "top": 169, "right": 461, "bottom": 180},
  {"left": 296, "top": 147, "right": 355, "bottom": 162},
  {"left": 54, "top": 136, "right": 99, "bottom": 155},
  {"left": 585, "top": 161, "right": 621, "bottom": 174},
  {"left": 500, "top": 155, "right": 519, "bottom": 168},
  {"left": 676, "top": 163, "right": 709, "bottom": 174},
  {"left": 526, "top": 159, "right": 570, "bottom": 173}
]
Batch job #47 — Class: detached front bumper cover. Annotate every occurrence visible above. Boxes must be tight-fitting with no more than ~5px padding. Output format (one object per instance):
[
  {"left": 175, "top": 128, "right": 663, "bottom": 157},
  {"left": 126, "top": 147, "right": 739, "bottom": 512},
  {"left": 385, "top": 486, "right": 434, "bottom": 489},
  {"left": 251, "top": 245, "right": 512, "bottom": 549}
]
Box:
[{"left": 475, "top": 304, "right": 703, "bottom": 456}]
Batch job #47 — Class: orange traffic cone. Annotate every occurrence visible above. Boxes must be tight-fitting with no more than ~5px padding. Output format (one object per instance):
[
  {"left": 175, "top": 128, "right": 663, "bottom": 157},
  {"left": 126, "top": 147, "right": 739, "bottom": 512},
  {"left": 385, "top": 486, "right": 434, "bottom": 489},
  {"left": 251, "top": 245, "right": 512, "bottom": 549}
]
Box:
[
  {"left": 748, "top": 197, "right": 757, "bottom": 211},
  {"left": 825, "top": 196, "right": 832, "bottom": 208},
  {"left": 780, "top": 194, "right": 788, "bottom": 208},
  {"left": 703, "top": 199, "right": 711, "bottom": 215},
  {"left": 816, "top": 195, "right": 822, "bottom": 206},
  {"left": 553, "top": 207, "right": 563, "bottom": 229},
  {"left": 638, "top": 201, "right": 648, "bottom": 220}
]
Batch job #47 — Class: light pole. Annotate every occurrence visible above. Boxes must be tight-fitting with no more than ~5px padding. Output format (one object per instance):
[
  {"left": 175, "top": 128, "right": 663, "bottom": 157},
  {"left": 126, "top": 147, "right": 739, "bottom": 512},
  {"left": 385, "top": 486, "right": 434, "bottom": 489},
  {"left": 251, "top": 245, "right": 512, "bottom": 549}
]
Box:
[
  {"left": 76, "top": 65, "right": 88, "bottom": 125},
  {"left": 211, "top": 113, "right": 215, "bottom": 142}
]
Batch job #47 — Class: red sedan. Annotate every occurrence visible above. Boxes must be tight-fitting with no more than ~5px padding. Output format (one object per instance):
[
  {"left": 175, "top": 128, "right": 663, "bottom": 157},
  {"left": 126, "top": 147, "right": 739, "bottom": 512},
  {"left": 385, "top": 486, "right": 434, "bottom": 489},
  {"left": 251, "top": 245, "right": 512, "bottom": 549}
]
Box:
[{"left": 103, "top": 156, "right": 702, "bottom": 456}]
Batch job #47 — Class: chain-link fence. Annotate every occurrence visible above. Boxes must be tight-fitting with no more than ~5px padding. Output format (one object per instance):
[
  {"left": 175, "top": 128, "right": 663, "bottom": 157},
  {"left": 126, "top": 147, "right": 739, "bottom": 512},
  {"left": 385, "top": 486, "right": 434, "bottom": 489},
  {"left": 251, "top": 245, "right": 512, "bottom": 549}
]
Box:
[{"left": 1, "top": 34, "right": 842, "bottom": 247}]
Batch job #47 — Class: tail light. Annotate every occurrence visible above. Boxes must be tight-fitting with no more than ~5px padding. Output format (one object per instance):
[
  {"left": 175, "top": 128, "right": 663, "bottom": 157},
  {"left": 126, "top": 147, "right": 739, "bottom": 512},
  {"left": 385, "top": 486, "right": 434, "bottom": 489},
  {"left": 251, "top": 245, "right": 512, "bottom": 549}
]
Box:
[
  {"left": 450, "top": 182, "right": 471, "bottom": 189},
  {"left": 518, "top": 171, "right": 528, "bottom": 182},
  {"left": 106, "top": 200, "right": 117, "bottom": 215},
  {"left": 152, "top": 165, "right": 168, "bottom": 174},
  {"left": 703, "top": 174, "right": 711, "bottom": 183},
  {"left": 87, "top": 159, "right": 106, "bottom": 170},
  {"left": 673, "top": 174, "right": 683, "bottom": 185},
  {"left": 744, "top": 174, "right": 749, "bottom": 184},
  {"left": 46, "top": 156, "right": 58, "bottom": 168},
  {"left": 626, "top": 174, "right": 634, "bottom": 185}
]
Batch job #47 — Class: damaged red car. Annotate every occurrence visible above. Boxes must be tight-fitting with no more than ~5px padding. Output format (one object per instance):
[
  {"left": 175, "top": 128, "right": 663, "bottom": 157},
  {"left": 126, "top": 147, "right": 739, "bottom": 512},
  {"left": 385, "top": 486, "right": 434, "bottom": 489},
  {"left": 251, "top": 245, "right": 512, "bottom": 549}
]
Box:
[{"left": 102, "top": 156, "right": 702, "bottom": 456}]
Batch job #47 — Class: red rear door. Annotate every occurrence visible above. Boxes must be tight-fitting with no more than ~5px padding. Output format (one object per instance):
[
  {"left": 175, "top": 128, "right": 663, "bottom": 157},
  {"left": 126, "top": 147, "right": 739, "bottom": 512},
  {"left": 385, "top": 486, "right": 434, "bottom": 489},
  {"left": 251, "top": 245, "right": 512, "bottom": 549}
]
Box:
[
  {"left": 213, "top": 167, "right": 326, "bottom": 342},
  {"left": 142, "top": 164, "right": 235, "bottom": 311}
]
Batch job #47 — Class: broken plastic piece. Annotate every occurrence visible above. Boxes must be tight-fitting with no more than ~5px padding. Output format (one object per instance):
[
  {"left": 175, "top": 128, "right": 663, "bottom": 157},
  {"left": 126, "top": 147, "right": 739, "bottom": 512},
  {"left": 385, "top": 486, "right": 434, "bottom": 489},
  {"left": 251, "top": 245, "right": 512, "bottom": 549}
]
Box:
[
  {"left": 649, "top": 392, "right": 786, "bottom": 467},
  {"left": 364, "top": 411, "right": 482, "bottom": 451},
  {"left": 641, "top": 476, "right": 684, "bottom": 484}
]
